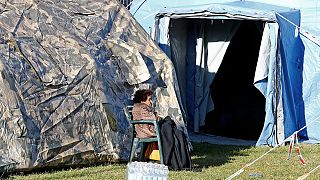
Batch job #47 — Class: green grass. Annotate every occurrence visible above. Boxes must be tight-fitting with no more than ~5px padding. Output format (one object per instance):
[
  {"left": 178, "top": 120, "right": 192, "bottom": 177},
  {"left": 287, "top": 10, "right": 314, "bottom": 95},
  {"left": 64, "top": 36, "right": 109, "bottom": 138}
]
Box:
[{"left": 8, "top": 142, "right": 320, "bottom": 179}]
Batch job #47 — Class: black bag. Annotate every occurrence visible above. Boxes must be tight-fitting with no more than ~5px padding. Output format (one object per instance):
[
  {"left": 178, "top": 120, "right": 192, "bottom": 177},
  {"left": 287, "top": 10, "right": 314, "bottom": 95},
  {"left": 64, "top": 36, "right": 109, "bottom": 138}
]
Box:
[{"left": 160, "top": 116, "right": 192, "bottom": 170}]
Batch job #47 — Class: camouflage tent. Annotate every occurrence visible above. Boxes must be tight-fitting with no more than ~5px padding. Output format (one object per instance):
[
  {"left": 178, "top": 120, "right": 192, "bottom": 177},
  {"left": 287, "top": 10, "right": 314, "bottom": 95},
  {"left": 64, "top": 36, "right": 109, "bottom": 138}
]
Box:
[{"left": 0, "top": 0, "right": 185, "bottom": 171}]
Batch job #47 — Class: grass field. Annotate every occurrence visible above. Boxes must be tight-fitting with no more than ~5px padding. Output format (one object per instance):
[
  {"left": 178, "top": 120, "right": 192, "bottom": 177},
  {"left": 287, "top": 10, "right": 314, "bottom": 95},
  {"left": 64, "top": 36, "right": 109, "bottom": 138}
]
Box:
[{"left": 8, "top": 142, "right": 320, "bottom": 179}]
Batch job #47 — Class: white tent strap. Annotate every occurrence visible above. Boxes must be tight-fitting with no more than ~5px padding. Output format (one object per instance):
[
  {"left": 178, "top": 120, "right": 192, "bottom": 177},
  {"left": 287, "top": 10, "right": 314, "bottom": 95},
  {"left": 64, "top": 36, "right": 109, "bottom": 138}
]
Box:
[
  {"left": 297, "top": 164, "right": 320, "bottom": 180},
  {"left": 139, "top": 11, "right": 159, "bottom": 22},
  {"left": 275, "top": 12, "right": 320, "bottom": 47},
  {"left": 293, "top": 111, "right": 320, "bottom": 136},
  {"left": 226, "top": 116, "right": 320, "bottom": 179},
  {"left": 225, "top": 145, "right": 278, "bottom": 180},
  {"left": 126, "top": 0, "right": 135, "bottom": 8}
]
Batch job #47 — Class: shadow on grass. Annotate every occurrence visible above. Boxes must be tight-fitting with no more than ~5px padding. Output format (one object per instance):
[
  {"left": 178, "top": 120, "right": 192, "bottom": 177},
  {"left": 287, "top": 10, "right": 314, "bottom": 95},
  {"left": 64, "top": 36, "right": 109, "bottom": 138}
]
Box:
[
  {"left": 2, "top": 142, "right": 253, "bottom": 177},
  {"left": 1, "top": 161, "right": 128, "bottom": 179},
  {"left": 190, "top": 142, "right": 253, "bottom": 172}
]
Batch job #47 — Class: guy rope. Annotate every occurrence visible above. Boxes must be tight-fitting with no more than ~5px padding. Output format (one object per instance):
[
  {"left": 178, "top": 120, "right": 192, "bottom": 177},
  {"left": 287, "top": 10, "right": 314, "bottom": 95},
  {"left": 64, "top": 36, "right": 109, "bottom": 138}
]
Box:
[{"left": 226, "top": 114, "right": 320, "bottom": 180}]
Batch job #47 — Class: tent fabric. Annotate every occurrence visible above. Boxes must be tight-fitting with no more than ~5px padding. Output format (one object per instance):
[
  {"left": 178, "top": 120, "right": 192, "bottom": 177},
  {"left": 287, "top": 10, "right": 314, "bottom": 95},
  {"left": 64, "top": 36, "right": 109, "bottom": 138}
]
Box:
[
  {"left": 154, "top": 1, "right": 291, "bottom": 21},
  {"left": 254, "top": 23, "right": 272, "bottom": 94},
  {"left": 301, "top": 33, "right": 320, "bottom": 143},
  {"left": 0, "top": 155, "right": 17, "bottom": 173},
  {"left": 130, "top": 0, "right": 320, "bottom": 35},
  {"left": 254, "top": 22, "right": 285, "bottom": 145},
  {"left": 152, "top": 1, "right": 320, "bottom": 146},
  {"left": 194, "top": 20, "right": 240, "bottom": 130},
  {"left": 276, "top": 12, "right": 307, "bottom": 141},
  {"left": 0, "top": 0, "right": 186, "bottom": 171}
]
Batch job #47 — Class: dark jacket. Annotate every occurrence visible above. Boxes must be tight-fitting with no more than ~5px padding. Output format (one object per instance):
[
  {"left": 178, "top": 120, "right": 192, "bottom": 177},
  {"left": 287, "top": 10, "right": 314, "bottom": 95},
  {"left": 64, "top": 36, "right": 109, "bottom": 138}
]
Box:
[{"left": 160, "top": 117, "right": 192, "bottom": 170}]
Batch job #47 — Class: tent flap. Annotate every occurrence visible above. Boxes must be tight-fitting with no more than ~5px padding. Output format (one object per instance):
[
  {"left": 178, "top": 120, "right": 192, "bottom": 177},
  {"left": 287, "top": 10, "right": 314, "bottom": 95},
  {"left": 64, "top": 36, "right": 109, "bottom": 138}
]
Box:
[{"left": 154, "top": 1, "right": 320, "bottom": 146}]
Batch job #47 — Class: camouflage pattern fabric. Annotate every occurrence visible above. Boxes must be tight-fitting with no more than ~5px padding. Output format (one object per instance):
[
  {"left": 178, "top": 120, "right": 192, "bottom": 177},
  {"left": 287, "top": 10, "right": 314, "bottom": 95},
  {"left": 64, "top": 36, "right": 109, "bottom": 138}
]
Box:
[
  {"left": 0, "top": 0, "right": 186, "bottom": 171},
  {"left": 0, "top": 155, "right": 17, "bottom": 174}
]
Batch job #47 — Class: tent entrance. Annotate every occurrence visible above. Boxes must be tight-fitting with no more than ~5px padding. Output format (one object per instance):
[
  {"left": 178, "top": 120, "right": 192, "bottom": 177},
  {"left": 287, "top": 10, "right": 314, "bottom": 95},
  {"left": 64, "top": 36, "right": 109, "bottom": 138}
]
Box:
[
  {"left": 168, "top": 18, "right": 266, "bottom": 140},
  {"left": 203, "top": 20, "right": 265, "bottom": 140}
]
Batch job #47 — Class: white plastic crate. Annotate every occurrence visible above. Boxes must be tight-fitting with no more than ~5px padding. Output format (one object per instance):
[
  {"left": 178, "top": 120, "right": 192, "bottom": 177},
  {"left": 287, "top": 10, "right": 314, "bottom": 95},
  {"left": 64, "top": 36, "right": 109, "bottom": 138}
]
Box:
[{"left": 125, "top": 161, "right": 169, "bottom": 180}]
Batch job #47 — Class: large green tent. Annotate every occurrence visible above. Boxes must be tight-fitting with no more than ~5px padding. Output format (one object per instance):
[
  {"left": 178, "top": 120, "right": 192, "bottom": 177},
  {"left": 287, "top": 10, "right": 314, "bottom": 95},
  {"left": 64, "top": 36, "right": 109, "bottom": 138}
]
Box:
[{"left": 0, "top": 0, "right": 185, "bottom": 171}]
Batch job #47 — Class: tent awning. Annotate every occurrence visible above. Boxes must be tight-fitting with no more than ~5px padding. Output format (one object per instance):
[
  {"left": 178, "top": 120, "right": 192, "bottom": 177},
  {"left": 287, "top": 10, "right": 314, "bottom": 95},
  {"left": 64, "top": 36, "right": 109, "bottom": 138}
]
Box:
[{"left": 155, "top": 1, "right": 299, "bottom": 21}]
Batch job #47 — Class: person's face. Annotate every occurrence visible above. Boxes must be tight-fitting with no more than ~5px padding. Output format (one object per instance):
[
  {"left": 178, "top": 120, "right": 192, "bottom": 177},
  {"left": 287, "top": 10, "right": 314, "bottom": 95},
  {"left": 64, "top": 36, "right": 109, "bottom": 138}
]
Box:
[{"left": 142, "top": 95, "right": 152, "bottom": 107}]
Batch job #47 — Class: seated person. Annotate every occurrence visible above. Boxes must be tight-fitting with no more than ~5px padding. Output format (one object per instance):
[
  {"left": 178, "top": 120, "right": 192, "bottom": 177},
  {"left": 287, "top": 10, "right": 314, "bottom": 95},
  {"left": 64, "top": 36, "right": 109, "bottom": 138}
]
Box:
[
  {"left": 131, "top": 89, "right": 192, "bottom": 170},
  {"left": 132, "top": 89, "right": 160, "bottom": 138}
]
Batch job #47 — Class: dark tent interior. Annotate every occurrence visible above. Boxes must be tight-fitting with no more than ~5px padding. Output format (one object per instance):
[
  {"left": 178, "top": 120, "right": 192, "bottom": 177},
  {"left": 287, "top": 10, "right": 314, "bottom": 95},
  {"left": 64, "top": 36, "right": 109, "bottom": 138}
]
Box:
[
  {"left": 168, "top": 18, "right": 266, "bottom": 140},
  {"left": 204, "top": 20, "right": 266, "bottom": 140}
]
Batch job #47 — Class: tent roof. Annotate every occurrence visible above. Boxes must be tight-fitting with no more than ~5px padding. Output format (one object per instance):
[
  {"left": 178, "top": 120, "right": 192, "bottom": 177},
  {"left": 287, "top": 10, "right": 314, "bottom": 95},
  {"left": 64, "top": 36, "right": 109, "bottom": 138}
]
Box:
[
  {"left": 156, "top": 1, "right": 299, "bottom": 21},
  {"left": 0, "top": 0, "right": 186, "bottom": 171}
]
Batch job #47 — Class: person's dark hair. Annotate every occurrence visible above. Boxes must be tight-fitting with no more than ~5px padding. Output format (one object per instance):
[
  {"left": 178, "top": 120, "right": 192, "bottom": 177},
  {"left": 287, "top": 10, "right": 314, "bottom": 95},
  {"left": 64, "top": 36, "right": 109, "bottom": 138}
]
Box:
[{"left": 133, "top": 89, "right": 153, "bottom": 103}]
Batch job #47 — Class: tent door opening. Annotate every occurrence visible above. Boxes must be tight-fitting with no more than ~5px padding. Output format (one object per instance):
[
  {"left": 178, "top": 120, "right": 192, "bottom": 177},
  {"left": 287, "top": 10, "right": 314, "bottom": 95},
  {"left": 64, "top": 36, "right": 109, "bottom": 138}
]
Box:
[
  {"left": 167, "top": 18, "right": 266, "bottom": 140},
  {"left": 203, "top": 20, "right": 266, "bottom": 140}
]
